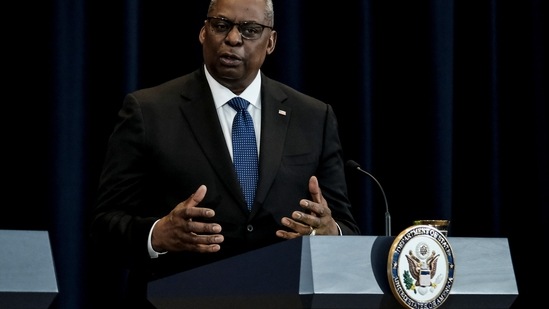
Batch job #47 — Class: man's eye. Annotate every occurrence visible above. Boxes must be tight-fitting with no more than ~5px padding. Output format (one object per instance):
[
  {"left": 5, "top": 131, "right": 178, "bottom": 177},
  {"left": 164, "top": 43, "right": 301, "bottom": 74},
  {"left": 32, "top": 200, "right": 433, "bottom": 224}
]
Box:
[
  {"left": 213, "top": 22, "right": 230, "bottom": 31},
  {"left": 242, "top": 26, "right": 261, "bottom": 35}
]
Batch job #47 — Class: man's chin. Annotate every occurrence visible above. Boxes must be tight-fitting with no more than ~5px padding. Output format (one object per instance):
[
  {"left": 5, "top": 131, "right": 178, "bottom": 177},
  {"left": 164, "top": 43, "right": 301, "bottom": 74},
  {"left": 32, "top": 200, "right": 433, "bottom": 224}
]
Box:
[{"left": 217, "top": 67, "right": 242, "bottom": 80}]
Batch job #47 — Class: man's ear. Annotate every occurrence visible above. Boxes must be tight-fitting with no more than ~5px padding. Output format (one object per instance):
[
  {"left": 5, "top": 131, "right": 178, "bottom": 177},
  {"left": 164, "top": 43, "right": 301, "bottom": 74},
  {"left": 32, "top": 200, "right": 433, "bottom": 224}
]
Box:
[
  {"left": 199, "top": 25, "right": 206, "bottom": 44},
  {"left": 266, "top": 30, "right": 277, "bottom": 55}
]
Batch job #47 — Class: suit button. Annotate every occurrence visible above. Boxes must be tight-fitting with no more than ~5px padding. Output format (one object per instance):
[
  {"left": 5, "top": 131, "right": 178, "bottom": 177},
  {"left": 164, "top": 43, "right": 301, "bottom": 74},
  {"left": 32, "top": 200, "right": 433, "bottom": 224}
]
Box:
[{"left": 247, "top": 225, "right": 253, "bottom": 232}]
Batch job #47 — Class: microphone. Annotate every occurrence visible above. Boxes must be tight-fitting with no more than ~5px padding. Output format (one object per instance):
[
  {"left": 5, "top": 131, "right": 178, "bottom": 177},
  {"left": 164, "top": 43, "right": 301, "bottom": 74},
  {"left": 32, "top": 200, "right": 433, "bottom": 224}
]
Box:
[{"left": 346, "top": 160, "right": 392, "bottom": 236}]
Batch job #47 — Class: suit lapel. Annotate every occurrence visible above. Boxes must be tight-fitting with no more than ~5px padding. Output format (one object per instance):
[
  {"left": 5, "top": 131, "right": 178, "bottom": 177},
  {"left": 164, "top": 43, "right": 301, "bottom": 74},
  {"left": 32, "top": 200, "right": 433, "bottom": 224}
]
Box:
[
  {"left": 254, "top": 78, "right": 290, "bottom": 207},
  {"left": 178, "top": 72, "right": 246, "bottom": 208}
]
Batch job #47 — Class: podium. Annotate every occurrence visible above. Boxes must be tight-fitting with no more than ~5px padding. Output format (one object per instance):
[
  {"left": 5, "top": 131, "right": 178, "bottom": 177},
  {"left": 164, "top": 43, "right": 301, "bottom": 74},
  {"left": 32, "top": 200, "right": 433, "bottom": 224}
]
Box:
[
  {"left": 147, "top": 236, "right": 517, "bottom": 309},
  {"left": 0, "top": 230, "right": 58, "bottom": 309}
]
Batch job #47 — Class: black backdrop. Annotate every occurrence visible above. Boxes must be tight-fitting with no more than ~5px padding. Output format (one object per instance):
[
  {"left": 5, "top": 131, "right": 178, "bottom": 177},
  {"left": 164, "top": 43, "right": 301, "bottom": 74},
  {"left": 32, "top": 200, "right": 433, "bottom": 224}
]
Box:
[{"left": 3, "top": 1, "right": 546, "bottom": 308}]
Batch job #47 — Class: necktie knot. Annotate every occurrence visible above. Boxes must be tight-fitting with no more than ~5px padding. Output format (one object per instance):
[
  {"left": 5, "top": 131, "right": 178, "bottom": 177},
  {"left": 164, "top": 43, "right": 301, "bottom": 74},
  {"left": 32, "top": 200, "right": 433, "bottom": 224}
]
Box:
[{"left": 228, "top": 97, "right": 250, "bottom": 111}]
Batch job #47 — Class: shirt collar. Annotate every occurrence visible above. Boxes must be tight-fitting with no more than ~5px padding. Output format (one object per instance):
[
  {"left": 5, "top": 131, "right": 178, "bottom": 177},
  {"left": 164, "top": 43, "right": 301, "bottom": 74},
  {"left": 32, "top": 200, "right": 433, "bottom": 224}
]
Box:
[{"left": 204, "top": 64, "right": 261, "bottom": 109}]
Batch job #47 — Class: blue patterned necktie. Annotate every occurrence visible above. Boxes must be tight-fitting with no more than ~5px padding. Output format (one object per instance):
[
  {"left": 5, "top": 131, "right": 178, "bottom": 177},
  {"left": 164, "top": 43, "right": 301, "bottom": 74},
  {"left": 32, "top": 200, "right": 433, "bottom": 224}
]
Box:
[{"left": 228, "top": 97, "right": 258, "bottom": 211}]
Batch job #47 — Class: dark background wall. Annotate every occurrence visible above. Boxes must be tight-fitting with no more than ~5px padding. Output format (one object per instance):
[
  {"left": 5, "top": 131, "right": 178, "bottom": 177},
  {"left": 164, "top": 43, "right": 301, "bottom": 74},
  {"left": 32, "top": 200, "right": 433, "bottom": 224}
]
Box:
[{"left": 3, "top": 1, "right": 546, "bottom": 308}]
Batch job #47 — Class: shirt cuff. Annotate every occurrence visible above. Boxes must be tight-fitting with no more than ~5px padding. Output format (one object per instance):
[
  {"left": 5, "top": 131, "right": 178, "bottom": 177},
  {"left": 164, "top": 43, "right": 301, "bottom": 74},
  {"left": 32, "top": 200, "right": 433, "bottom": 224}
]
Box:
[
  {"left": 311, "top": 222, "right": 342, "bottom": 236},
  {"left": 148, "top": 219, "right": 167, "bottom": 259}
]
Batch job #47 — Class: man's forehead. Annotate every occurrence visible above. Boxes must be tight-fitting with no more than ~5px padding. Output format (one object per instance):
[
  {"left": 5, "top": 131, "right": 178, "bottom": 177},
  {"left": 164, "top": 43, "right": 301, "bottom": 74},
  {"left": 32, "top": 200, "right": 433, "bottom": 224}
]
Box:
[{"left": 210, "top": 0, "right": 266, "bottom": 21}]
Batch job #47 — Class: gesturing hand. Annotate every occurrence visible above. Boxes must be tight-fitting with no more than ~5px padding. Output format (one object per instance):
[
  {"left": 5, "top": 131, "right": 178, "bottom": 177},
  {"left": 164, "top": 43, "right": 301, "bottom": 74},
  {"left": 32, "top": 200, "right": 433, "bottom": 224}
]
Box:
[
  {"left": 152, "top": 185, "right": 224, "bottom": 253},
  {"left": 276, "top": 176, "right": 340, "bottom": 239}
]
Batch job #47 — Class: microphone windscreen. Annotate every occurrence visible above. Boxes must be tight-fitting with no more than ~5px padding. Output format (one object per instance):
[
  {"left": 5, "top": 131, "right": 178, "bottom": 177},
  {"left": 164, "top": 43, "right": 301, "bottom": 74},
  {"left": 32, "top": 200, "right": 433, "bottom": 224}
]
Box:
[{"left": 345, "top": 160, "right": 361, "bottom": 170}]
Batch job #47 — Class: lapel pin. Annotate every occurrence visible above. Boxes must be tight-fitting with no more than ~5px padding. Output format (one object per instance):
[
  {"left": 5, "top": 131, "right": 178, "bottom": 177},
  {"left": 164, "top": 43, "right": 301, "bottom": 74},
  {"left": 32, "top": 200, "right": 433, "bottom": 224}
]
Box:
[{"left": 278, "top": 110, "right": 287, "bottom": 116}]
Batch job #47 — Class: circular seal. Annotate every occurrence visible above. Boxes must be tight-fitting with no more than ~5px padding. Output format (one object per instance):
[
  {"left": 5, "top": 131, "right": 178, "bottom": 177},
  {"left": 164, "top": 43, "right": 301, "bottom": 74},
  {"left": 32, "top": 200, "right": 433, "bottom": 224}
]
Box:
[{"left": 387, "top": 225, "right": 455, "bottom": 309}]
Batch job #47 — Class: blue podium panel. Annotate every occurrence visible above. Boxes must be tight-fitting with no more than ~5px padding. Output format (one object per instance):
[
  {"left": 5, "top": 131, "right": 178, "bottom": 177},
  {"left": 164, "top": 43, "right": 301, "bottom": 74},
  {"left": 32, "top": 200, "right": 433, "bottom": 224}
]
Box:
[
  {"left": 444, "top": 237, "right": 518, "bottom": 308},
  {"left": 147, "top": 236, "right": 517, "bottom": 309},
  {"left": 0, "top": 230, "right": 58, "bottom": 309}
]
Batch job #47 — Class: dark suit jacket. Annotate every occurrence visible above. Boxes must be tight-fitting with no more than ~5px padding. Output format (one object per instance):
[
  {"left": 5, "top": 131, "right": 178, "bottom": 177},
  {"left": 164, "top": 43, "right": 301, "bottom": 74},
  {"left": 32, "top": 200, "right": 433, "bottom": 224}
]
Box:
[{"left": 91, "top": 67, "right": 360, "bottom": 283}]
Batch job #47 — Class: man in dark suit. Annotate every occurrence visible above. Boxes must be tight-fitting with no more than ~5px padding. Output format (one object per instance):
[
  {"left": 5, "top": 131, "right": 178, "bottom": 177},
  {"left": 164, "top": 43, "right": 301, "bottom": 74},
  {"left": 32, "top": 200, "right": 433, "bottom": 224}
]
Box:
[{"left": 90, "top": 0, "right": 360, "bottom": 304}]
